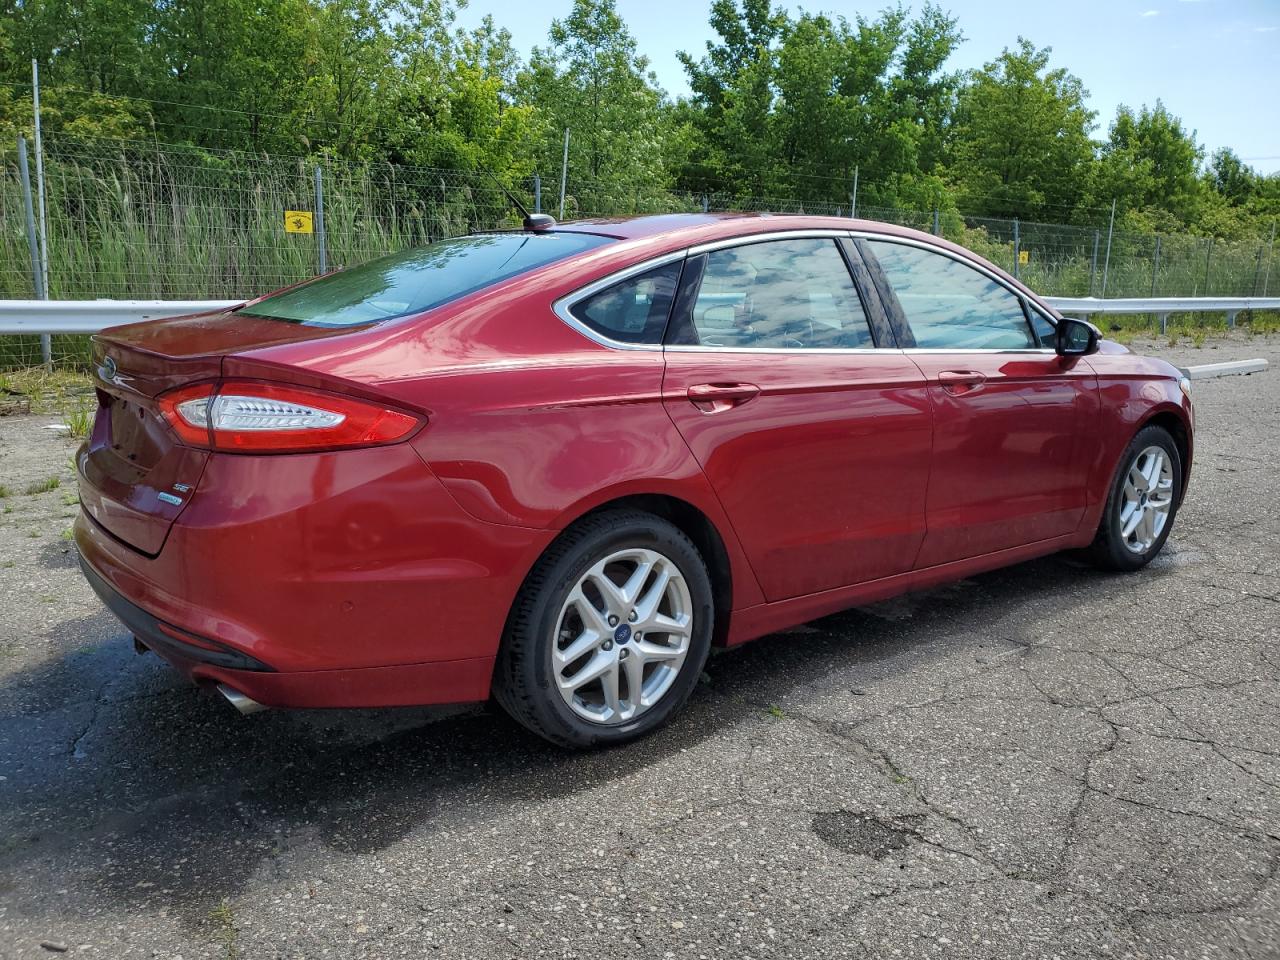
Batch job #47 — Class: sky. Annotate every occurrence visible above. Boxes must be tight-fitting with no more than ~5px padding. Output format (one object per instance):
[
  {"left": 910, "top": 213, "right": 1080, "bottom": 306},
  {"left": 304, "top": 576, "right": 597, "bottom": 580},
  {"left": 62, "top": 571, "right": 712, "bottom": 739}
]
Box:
[{"left": 454, "top": 0, "right": 1280, "bottom": 175}]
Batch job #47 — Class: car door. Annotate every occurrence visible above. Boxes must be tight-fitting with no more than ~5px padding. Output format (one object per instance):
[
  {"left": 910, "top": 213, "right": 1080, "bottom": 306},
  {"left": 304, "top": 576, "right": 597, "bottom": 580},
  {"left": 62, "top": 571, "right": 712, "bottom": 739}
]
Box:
[
  {"left": 858, "top": 237, "right": 1098, "bottom": 569},
  {"left": 661, "top": 234, "right": 933, "bottom": 602}
]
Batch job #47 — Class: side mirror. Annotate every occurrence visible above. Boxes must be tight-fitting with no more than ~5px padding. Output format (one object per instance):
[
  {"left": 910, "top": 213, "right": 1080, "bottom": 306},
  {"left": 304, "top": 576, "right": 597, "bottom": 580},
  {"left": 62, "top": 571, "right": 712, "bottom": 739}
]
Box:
[{"left": 1055, "top": 316, "right": 1100, "bottom": 357}]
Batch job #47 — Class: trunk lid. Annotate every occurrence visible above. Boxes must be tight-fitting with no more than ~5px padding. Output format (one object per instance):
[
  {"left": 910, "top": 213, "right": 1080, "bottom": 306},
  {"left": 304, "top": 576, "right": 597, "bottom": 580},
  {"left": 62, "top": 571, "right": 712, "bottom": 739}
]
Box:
[{"left": 78, "top": 309, "right": 360, "bottom": 555}]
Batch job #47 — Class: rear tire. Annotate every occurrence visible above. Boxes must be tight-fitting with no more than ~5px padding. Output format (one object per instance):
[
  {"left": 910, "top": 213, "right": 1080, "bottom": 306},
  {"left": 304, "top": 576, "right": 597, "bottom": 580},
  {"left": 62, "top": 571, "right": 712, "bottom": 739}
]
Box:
[
  {"left": 494, "top": 509, "right": 714, "bottom": 749},
  {"left": 1086, "top": 424, "right": 1182, "bottom": 572}
]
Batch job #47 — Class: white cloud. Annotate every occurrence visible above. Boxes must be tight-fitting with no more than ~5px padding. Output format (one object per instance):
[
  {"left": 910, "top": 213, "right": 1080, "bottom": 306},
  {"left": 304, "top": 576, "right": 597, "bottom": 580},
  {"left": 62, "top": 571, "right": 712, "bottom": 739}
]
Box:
[
  {"left": 1255, "top": 25, "right": 1278, "bottom": 32},
  {"left": 1141, "top": 9, "right": 1159, "bottom": 16}
]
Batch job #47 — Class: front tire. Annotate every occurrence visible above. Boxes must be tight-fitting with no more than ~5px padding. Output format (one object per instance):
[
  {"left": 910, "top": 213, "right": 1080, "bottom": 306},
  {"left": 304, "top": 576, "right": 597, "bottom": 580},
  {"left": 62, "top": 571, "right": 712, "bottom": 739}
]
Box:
[
  {"left": 494, "top": 509, "right": 714, "bottom": 749},
  {"left": 1087, "top": 424, "right": 1182, "bottom": 571}
]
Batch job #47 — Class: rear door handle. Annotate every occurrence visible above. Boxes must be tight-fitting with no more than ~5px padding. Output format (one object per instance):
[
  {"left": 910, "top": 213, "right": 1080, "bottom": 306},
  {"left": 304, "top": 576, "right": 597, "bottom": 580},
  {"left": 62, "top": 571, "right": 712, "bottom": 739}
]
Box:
[
  {"left": 937, "top": 370, "right": 987, "bottom": 395},
  {"left": 687, "top": 382, "right": 760, "bottom": 412}
]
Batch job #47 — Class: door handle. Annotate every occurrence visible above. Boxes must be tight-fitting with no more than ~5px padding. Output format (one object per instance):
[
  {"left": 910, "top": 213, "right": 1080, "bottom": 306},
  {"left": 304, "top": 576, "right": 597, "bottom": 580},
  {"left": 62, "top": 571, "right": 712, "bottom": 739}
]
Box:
[
  {"left": 937, "top": 370, "right": 987, "bottom": 395},
  {"left": 687, "top": 382, "right": 760, "bottom": 412}
]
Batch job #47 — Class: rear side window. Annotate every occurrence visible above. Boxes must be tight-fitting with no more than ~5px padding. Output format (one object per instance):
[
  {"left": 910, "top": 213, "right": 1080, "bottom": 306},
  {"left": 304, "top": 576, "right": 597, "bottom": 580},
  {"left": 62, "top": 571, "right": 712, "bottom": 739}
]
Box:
[
  {"left": 569, "top": 261, "right": 682, "bottom": 344},
  {"left": 241, "top": 232, "right": 612, "bottom": 327},
  {"left": 689, "top": 238, "right": 873, "bottom": 349},
  {"left": 866, "top": 240, "right": 1035, "bottom": 350}
]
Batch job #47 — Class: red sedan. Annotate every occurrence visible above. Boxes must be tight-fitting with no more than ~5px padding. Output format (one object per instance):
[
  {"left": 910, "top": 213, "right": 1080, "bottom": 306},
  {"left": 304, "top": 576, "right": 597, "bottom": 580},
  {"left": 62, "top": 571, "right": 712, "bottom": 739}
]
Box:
[{"left": 74, "top": 213, "right": 1193, "bottom": 747}]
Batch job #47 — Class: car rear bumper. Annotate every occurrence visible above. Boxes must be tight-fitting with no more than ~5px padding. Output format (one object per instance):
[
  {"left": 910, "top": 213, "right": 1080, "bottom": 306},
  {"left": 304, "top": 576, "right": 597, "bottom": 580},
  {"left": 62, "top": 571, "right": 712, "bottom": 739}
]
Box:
[{"left": 74, "top": 444, "right": 556, "bottom": 708}]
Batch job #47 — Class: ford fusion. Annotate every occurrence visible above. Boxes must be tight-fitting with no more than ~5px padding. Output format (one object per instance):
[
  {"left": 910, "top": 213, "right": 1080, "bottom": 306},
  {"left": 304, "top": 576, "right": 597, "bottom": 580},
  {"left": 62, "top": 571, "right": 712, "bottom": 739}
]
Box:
[{"left": 74, "top": 213, "right": 1193, "bottom": 747}]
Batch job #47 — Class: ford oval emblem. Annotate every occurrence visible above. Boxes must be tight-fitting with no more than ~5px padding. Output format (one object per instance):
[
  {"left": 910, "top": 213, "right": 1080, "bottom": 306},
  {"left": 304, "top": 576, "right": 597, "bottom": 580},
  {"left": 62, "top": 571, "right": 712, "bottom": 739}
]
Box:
[{"left": 99, "top": 356, "right": 117, "bottom": 381}]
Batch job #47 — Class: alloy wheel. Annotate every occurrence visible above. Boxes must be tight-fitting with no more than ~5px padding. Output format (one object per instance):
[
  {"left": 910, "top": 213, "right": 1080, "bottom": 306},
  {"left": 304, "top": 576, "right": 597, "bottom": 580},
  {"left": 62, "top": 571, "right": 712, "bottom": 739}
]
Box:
[
  {"left": 1119, "top": 445, "right": 1175, "bottom": 554},
  {"left": 552, "top": 548, "right": 693, "bottom": 725}
]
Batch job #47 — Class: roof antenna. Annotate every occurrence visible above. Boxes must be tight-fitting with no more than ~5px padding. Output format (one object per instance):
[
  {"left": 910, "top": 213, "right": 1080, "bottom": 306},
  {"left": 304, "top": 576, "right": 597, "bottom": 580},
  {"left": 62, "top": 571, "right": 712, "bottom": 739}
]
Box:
[{"left": 482, "top": 168, "right": 556, "bottom": 232}]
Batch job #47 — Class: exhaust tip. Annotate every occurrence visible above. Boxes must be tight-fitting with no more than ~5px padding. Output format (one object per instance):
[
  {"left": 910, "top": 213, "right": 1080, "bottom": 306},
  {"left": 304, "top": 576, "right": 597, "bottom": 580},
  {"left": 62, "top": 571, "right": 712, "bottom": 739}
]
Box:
[{"left": 216, "top": 683, "right": 268, "bottom": 716}]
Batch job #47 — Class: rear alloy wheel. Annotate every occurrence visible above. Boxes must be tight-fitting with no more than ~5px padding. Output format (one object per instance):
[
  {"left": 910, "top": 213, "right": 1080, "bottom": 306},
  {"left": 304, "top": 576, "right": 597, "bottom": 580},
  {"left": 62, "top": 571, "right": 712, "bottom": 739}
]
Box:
[
  {"left": 1088, "top": 425, "right": 1182, "bottom": 571},
  {"left": 495, "top": 510, "right": 714, "bottom": 748}
]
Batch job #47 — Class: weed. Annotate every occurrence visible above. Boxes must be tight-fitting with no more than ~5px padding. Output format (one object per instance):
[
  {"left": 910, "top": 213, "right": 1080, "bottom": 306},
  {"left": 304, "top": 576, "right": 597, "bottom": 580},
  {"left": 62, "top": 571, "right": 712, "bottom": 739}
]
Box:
[
  {"left": 1, "top": 560, "right": 14, "bottom": 567},
  {"left": 208, "top": 900, "right": 238, "bottom": 960},
  {"left": 0, "top": 483, "right": 10, "bottom": 498},
  {"left": 25, "top": 476, "right": 60, "bottom": 495},
  {"left": 766, "top": 704, "right": 786, "bottom": 719},
  {"left": 26, "top": 530, "right": 39, "bottom": 538},
  {"left": 61, "top": 491, "right": 78, "bottom": 506},
  {"left": 64, "top": 400, "right": 94, "bottom": 439},
  {"left": 61, "top": 527, "right": 74, "bottom": 541}
]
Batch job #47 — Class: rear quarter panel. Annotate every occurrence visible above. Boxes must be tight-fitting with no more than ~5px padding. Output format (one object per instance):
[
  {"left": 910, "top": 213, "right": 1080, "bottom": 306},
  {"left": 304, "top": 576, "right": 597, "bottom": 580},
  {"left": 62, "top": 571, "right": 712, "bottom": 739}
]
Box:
[{"left": 239, "top": 247, "right": 768, "bottom": 612}]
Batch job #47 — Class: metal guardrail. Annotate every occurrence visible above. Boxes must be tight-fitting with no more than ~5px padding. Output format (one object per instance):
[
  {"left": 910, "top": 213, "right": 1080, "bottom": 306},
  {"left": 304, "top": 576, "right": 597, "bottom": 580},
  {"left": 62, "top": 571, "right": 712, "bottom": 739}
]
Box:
[
  {"left": 1048, "top": 296, "right": 1280, "bottom": 333},
  {"left": 0, "top": 295, "right": 1278, "bottom": 337},
  {"left": 0, "top": 299, "right": 242, "bottom": 334}
]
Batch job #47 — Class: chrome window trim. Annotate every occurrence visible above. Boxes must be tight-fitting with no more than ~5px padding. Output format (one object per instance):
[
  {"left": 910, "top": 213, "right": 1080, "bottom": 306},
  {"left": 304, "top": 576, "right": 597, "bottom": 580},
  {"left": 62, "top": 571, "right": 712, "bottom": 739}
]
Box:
[
  {"left": 899, "top": 347, "right": 1057, "bottom": 355},
  {"left": 551, "top": 227, "right": 1061, "bottom": 355},
  {"left": 665, "top": 345, "right": 889, "bottom": 355},
  {"left": 551, "top": 249, "right": 689, "bottom": 351},
  {"left": 686, "top": 228, "right": 859, "bottom": 256}
]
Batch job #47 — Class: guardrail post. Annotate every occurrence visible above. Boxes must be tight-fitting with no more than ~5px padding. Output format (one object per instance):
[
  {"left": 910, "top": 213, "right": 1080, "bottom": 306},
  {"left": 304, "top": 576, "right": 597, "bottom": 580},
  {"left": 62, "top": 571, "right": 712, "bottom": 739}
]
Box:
[
  {"left": 1226, "top": 310, "right": 1237, "bottom": 329},
  {"left": 314, "top": 165, "right": 326, "bottom": 275},
  {"left": 1158, "top": 313, "right": 1169, "bottom": 335},
  {"left": 702, "top": 194, "right": 709, "bottom": 214},
  {"left": 16, "top": 135, "right": 50, "bottom": 367}
]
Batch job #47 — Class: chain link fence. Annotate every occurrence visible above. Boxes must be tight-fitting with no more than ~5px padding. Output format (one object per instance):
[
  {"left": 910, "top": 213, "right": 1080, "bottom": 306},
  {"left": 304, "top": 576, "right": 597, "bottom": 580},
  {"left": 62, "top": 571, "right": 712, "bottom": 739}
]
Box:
[{"left": 2, "top": 134, "right": 1277, "bottom": 368}]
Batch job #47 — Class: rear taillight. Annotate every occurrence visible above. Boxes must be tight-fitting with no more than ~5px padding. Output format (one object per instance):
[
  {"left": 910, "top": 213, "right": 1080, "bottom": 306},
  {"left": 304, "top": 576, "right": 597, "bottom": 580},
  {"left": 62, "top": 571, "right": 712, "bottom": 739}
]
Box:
[{"left": 158, "top": 381, "right": 422, "bottom": 453}]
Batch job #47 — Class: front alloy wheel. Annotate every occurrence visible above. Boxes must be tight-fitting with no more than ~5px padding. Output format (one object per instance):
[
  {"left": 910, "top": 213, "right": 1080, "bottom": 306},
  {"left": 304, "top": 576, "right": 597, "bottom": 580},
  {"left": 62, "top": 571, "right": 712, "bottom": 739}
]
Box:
[
  {"left": 1088, "top": 424, "right": 1182, "bottom": 571},
  {"left": 1118, "top": 445, "right": 1175, "bottom": 554}
]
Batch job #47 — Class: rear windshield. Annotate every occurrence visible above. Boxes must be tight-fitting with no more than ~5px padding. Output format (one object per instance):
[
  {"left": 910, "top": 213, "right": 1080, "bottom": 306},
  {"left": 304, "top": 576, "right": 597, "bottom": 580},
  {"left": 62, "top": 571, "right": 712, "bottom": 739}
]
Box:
[{"left": 239, "top": 232, "right": 612, "bottom": 327}]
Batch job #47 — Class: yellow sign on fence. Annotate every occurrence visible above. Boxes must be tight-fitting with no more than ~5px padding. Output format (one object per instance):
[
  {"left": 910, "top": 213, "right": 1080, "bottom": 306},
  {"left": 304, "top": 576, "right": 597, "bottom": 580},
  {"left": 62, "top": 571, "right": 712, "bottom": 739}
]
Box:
[
  {"left": 1018, "top": 249, "right": 1029, "bottom": 265},
  {"left": 284, "top": 210, "right": 314, "bottom": 234}
]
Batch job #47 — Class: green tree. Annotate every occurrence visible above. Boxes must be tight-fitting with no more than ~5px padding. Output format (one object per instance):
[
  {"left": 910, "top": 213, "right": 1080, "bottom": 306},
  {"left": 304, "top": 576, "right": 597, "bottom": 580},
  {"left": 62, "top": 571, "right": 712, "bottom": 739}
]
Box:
[
  {"left": 520, "top": 0, "right": 671, "bottom": 210},
  {"left": 1093, "top": 101, "right": 1203, "bottom": 225},
  {"left": 948, "top": 38, "right": 1096, "bottom": 220}
]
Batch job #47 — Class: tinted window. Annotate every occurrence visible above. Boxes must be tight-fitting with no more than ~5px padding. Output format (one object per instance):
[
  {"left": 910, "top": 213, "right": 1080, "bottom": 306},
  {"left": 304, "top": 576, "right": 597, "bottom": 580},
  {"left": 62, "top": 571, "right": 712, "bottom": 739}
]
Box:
[
  {"left": 690, "top": 239, "right": 873, "bottom": 349},
  {"left": 867, "top": 241, "right": 1035, "bottom": 350},
  {"left": 241, "top": 232, "right": 612, "bottom": 327},
  {"left": 1028, "top": 306, "right": 1057, "bottom": 348},
  {"left": 570, "top": 261, "right": 682, "bottom": 344}
]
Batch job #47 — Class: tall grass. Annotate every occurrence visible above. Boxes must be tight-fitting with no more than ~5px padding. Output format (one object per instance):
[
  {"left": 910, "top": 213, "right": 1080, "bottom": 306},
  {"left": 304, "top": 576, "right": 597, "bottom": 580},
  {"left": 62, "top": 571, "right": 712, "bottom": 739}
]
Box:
[{"left": 1, "top": 135, "right": 1276, "bottom": 369}]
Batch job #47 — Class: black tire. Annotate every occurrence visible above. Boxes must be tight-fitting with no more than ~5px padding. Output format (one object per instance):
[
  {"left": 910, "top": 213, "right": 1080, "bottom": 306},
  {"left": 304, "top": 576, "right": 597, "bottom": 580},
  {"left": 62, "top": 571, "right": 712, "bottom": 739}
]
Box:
[
  {"left": 494, "top": 509, "right": 715, "bottom": 749},
  {"left": 1086, "top": 424, "right": 1182, "bottom": 572}
]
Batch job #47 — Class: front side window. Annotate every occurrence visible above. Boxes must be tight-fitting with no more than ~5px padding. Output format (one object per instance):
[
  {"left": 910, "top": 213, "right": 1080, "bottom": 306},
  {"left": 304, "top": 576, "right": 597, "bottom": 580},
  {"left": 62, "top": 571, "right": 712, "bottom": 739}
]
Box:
[
  {"left": 569, "top": 261, "right": 682, "bottom": 344},
  {"left": 241, "top": 232, "right": 612, "bottom": 328},
  {"left": 689, "top": 238, "right": 874, "bottom": 349},
  {"left": 1027, "top": 305, "right": 1057, "bottom": 348},
  {"left": 866, "top": 240, "right": 1035, "bottom": 350}
]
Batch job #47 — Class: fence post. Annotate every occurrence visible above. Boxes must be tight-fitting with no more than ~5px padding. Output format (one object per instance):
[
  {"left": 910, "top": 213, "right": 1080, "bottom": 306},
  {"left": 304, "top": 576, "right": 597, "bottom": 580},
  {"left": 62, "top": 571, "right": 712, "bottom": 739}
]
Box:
[
  {"left": 850, "top": 165, "right": 858, "bottom": 218},
  {"left": 1151, "top": 236, "right": 1161, "bottom": 296},
  {"left": 701, "top": 194, "right": 709, "bottom": 214},
  {"left": 932, "top": 209, "right": 940, "bottom": 236},
  {"left": 533, "top": 173, "right": 541, "bottom": 214},
  {"left": 16, "top": 135, "right": 50, "bottom": 367},
  {"left": 558, "top": 128, "right": 570, "bottom": 220},
  {"left": 1100, "top": 199, "right": 1115, "bottom": 297},
  {"left": 31, "top": 60, "right": 50, "bottom": 304},
  {"left": 1012, "top": 218, "right": 1020, "bottom": 279},
  {"left": 1264, "top": 220, "right": 1276, "bottom": 297},
  {"left": 1202, "top": 238, "right": 1213, "bottom": 296},
  {"left": 314, "top": 165, "right": 326, "bottom": 275},
  {"left": 1089, "top": 231, "right": 1099, "bottom": 296}
]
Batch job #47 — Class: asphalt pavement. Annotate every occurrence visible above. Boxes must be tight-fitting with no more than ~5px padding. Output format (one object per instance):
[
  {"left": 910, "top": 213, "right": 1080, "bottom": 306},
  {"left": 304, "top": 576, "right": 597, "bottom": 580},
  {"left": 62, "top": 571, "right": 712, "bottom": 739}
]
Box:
[{"left": 1, "top": 335, "right": 1277, "bottom": 959}]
